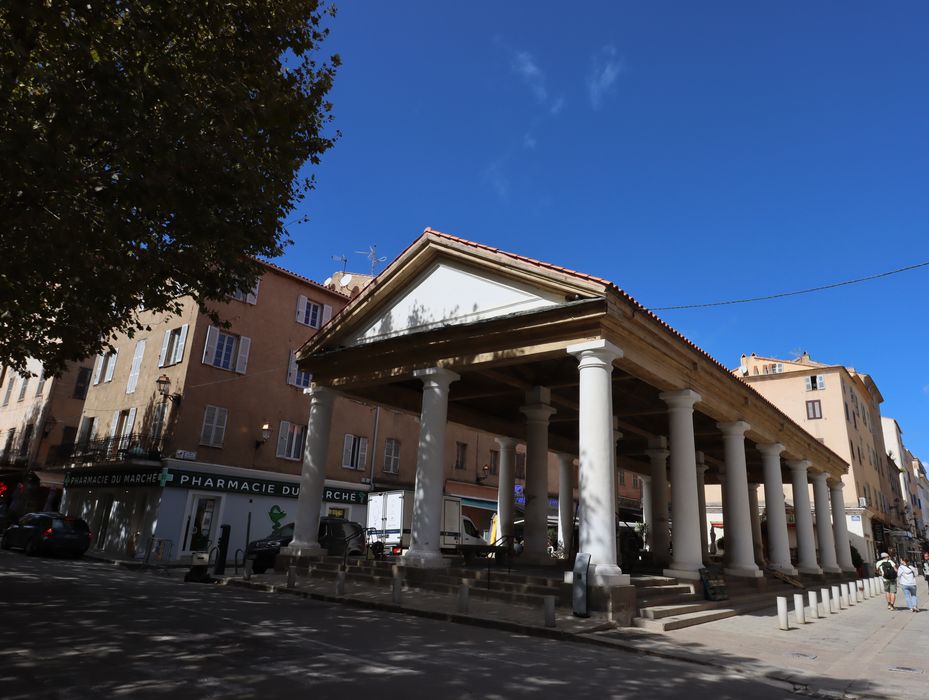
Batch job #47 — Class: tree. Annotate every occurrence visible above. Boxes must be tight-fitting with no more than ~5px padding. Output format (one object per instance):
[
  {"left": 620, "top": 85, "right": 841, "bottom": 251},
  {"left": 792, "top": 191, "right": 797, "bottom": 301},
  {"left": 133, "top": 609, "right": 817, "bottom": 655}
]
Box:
[{"left": 0, "top": 1, "right": 339, "bottom": 375}]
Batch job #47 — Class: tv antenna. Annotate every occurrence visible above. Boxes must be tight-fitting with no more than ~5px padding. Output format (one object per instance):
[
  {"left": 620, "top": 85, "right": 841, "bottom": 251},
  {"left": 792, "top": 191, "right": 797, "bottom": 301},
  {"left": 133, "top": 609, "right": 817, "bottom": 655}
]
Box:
[
  {"left": 331, "top": 254, "right": 348, "bottom": 273},
  {"left": 356, "top": 245, "right": 388, "bottom": 275}
]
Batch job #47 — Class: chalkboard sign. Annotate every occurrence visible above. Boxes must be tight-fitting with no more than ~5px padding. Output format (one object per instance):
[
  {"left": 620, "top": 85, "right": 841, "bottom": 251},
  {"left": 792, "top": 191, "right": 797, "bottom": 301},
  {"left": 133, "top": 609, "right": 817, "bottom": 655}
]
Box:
[{"left": 699, "top": 565, "right": 728, "bottom": 601}]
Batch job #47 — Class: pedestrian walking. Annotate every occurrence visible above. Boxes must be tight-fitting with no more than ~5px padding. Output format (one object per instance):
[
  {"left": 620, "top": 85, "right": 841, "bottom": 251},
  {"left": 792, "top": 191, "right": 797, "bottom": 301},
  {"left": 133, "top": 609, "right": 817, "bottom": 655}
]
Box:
[
  {"left": 876, "top": 552, "right": 898, "bottom": 610},
  {"left": 898, "top": 557, "right": 920, "bottom": 612},
  {"left": 921, "top": 552, "right": 929, "bottom": 594}
]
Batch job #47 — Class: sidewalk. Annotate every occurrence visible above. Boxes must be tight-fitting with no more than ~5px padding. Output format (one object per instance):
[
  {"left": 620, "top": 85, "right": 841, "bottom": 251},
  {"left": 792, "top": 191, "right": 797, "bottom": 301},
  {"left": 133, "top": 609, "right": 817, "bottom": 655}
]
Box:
[{"left": 223, "top": 570, "right": 929, "bottom": 699}]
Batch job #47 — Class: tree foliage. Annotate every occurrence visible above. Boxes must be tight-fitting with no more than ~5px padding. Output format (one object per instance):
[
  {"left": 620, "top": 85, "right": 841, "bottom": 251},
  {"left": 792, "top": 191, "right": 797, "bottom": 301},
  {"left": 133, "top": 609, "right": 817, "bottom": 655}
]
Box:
[{"left": 0, "top": 1, "right": 339, "bottom": 375}]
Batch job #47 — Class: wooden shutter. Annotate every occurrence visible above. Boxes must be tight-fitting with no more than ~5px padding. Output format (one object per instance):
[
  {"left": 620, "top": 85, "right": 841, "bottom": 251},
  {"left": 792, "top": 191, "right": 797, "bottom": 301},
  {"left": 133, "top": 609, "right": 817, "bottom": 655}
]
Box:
[
  {"left": 213, "top": 407, "right": 228, "bottom": 446},
  {"left": 200, "top": 406, "right": 217, "bottom": 444},
  {"left": 123, "top": 407, "right": 137, "bottom": 438},
  {"left": 202, "top": 326, "right": 219, "bottom": 365},
  {"left": 158, "top": 330, "right": 171, "bottom": 367},
  {"left": 817, "top": 375, "right": 826, "bottom": 390},
  {"left": 322, "top": 305, "right": 333, "bottom": 325},
  {"left": 246, "top": 277, "right": 261, "bottom": 305},
  {"left": 174, "top": 324, "right": 189, "bottom": 364},
  {"left": 342, "top": 434, "right": 354, "bottom": 468},
  {"left": 804, "top": 376, "right": 813, "bottom": 391},
  {"left": 103, "top": 349, "right": 119, "bottom": 382},
  {"left": 357, "top": 436, "right": 368, "bottom": 469},
  {"left": 108, "top": 410, "right": 121, "bottom": 442},
  {"left": 234, "top": 336, "right": 250, "bottom": 374},
  {"left": 286, "top": 350, "right": 297, "bottom": 386},
  {"left": 296, "top": 295, "right": 308, "bottom": 324},
  {"left": 92, "top": 355, "right": 104, "bottom": 385},
  {"left": 276, "top": 421, "right": 291, "bottom": 458},
  {"left": 126, "top": 340, "right": 145, "bottom": 394}
]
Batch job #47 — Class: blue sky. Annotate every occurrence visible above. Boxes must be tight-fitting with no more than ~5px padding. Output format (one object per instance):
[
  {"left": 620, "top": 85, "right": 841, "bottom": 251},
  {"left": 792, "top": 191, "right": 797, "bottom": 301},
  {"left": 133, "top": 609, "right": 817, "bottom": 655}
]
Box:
[{"left": 279, "top": 2, "right": 929, "bottom": 459}]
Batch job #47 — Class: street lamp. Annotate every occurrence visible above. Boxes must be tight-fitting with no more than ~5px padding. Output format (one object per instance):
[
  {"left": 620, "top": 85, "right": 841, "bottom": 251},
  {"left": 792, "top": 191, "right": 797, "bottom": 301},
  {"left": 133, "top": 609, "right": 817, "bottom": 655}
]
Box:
[{"left": 255, "top": 423, "right": 273, "bottom": 449}]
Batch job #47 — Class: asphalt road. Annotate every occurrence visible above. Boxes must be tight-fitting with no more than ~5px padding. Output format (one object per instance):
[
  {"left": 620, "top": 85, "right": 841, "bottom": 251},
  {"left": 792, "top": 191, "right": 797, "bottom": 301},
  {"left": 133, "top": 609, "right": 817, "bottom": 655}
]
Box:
[{"left": 0, "top": 550, "right": 796, "bottom": 699}]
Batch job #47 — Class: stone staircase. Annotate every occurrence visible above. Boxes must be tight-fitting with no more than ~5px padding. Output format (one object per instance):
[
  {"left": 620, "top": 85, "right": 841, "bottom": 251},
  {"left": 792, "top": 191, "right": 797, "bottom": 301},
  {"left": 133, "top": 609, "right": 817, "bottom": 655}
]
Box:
[{"left": 632, "top": 570, "right": 860, "bottom": 632}]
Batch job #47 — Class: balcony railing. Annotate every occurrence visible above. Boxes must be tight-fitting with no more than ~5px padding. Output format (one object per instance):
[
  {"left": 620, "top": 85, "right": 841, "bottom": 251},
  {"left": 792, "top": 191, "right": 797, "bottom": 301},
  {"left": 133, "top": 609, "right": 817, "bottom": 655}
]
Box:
[{"left": 47, "top": 432, "right": 164, "bottom": 466}]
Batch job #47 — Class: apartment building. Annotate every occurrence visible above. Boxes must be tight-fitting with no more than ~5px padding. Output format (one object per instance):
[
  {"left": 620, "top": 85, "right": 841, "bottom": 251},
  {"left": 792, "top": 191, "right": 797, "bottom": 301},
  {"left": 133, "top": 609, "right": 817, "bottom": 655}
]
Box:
[
  {"left": 0, "top": 359, "right": 94, "bottom": 522},
  {"left": 734, "top": 352, "right": 904, "bottom": 563}
]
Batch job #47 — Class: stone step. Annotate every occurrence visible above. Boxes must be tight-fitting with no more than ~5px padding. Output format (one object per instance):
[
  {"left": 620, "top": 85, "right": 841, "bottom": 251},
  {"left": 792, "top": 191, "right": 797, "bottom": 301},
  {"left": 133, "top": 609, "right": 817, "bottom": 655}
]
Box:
[{"left": 633, "top": 596, "right": 777, "bottom": 632}]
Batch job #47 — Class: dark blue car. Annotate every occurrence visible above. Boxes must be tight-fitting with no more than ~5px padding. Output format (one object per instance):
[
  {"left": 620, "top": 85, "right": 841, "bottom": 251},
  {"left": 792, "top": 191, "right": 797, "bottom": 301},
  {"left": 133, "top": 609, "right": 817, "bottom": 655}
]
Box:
[{"left": 1, "top": 512, "right": 92, "bottom": 557}]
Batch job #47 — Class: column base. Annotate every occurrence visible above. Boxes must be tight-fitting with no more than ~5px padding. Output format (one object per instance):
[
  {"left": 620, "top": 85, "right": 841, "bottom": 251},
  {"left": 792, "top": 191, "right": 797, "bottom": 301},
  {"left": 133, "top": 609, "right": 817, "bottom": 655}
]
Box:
[
  {"left": 402, "top": 549, "right": 448, "bottom": 569},
  {"left": 839, "top": 565, "right": 857, "bottom": 574},
  {"left": 821, "top": 565, "right": 842, "bottom": 574},
  {"left": 663, "top": 568, "right": 702, "bottom": 581},
  {"left": 276, "top": 544, "right": 324, "bottom": 572},
  {"left": 798, "top": 565, "right": 824, "bottom": 575},
  {"left": 770, "top": 564, "right": 799, "bottom": 576},
  {"left": 724, "top": 565, "right": 763, "bottom": 579}
]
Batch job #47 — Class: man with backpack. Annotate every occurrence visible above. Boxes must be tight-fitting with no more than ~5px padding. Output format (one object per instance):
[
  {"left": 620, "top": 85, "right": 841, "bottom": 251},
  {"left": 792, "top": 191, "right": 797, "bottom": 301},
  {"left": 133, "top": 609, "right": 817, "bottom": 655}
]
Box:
[{"left": 876, "top": 552, "right": 898, "bottom": 610}]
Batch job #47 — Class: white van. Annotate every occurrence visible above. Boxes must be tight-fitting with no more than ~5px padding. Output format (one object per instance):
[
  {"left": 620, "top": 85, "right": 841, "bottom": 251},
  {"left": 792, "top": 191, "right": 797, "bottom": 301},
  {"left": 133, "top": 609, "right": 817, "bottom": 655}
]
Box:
[{"left": 366, "top": 490, "right": 486, "bottom": 555}]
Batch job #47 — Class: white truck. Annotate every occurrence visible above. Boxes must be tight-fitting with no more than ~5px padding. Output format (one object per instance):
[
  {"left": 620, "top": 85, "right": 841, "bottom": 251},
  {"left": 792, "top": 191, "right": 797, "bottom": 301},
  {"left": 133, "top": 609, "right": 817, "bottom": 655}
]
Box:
[{"left": 366, "top": 490, "right": 486, "bottom": 555}]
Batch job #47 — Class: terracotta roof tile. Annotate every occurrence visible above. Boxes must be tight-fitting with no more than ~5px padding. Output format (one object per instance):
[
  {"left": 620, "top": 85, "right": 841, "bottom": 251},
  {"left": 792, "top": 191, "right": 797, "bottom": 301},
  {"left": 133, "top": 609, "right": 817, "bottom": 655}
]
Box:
[{"left": 258, "top": 259, "right": 349, "bottom": 298}]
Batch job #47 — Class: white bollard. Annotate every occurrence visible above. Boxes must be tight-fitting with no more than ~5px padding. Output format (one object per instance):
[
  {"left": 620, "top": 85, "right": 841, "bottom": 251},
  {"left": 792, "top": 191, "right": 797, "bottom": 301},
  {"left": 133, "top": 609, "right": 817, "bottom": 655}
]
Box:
[
  {"left": 457, "top": 582, "right": 470, "bottom": 613},
  {"left": 847, "top": 583, "right": 856, "bottom": 606},
  {"left": 856, "top": 581, "right": 863, "bottom": 603},
  {"left": 335, "top": 570, "right": 346, "bottom": 596},
  {"left": 543, "top": 595, "right": 556, "bottom": 628},
  {"left": 777, "top": 596, "right": 790, "bottom": 630},
  {"left": 831, "top": 585, "right": 840, "bottom": 613},
  {"left": 392, "top": 576, "right": 402, "bottom": 604},
  {"left": 839, "top": 584, "right": 848, "bottom": 609},
  {"left": 820, "top": 587, "right": 831, "bottom": 616},
  {"left": 863, "top": 579, "right": 871, "bottom": 599},
  {"left": 808, "top": 590, "right": 819, "bottom": 619},
  {"left": 287, "top": 564, "right": 296, "bottom": 589},
  {"left": 794, "top": 593, "right": 807, "bottom": 624}
]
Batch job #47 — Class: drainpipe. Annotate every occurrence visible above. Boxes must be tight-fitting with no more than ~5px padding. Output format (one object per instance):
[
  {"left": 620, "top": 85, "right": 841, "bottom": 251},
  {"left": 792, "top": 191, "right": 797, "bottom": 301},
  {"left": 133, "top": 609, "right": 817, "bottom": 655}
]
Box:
[{"left": 369, "top": 405, "right": 380, "bottom": 491}]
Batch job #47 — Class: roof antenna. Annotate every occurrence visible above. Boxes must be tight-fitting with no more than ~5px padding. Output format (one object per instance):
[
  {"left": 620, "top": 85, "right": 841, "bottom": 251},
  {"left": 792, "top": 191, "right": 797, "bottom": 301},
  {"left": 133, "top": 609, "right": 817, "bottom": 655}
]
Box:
[
  {"left": 331, "top": 254, "right": 348, "bottom": 273},
  {"left": 356, "top": 245, "right": 388, "bottom": 275}
]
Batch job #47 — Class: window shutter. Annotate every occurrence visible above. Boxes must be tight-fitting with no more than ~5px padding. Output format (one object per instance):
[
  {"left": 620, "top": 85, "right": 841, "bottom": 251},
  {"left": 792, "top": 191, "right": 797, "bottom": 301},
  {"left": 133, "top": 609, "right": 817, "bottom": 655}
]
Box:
[
  {"left": 92, "top": 355, "right": 104, "bottom": 385},
  {"left": 108, "top": 410, "right": 121, "bottom": 441},
  {"left": 235, "top": 336, "right": 251, "bottom": 374},
  {"left": 34, "top": 368, "right": 45, "bottom": 397},
  {"left": 174, "top": 324, "right": 189, "bottom": 365},
  {"left": 200, "top": 406, "right": 217, "bottom": 444},
  {"left": 322, "top": 305, "right": 333, "bottom": 325},
  {"left": 358, "top": 437, "right": 368, "bottom": 469},
  {"left": 158, "top": 330, "right": 171, "bottom": 367},
  {"left": 804, "top": 376, "right": 812, "bottom": 391},
  {"left": 213, "top": 407, "right": 228, "bottom": 446},
  {"left": 277, "top": 421, "right": 291, "bottom": 458},
  {"left": 342, "top": 434, "right": 354, "bottom": 468},
  {"left": 103, "top": 349, "right": 119, "bottom": 383},
  {"left": 126, "top": 340, "right": 145, "bottom": 394},
  {"left": 286, "top": 350, "right": 298, "bottom": 386},
  {"left": 89, "top": 417, "right": 98, "bottom": 442},
  {"left": 246, "top": 278, "right": 261, "bottom": 305},
  {"left": 817, "top": 375, "right": 826, "bottom": 390},
  {"left": 296, "top": 295, "right": 308, "bottom": 324},
  {"left": 123, "top": 407, "right": 137, "bottom": 438},
  {"left": 202, "top": 326, "right": 219, "bottom": 365}
]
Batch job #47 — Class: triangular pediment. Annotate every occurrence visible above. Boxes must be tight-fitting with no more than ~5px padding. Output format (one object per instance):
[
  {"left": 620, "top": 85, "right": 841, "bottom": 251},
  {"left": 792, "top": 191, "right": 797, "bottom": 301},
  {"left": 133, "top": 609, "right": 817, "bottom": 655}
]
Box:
[{"left": 345, "top": 260, "right": 565, "bottom": 346}]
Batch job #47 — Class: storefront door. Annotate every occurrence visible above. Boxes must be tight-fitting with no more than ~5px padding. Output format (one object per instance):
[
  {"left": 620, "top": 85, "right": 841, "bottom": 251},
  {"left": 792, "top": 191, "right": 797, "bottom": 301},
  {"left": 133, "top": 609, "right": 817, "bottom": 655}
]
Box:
[{"left": 182, "top": 494, "right": 221, "bottom": 553}]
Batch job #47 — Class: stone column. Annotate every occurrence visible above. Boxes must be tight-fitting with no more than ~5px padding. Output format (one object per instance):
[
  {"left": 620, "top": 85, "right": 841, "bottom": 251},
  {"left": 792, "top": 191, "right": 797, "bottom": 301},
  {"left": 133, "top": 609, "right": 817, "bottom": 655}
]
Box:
[
  {"left": 812, "top": 472, "right": 841, "bottom": 573},
  {"left": 748, "top": 484, "right": 765, "bottom": 566},
  {"left": 521, "top": 387, "right": 556, "bottom": 561},
  {"left": 717, "top": 421, "right": 762, "bottom": 577},
  {"left": 404, "top": 367, "right": 460, "bottom": 568},
  {"left": 286, "top": 385, "right": 336, "bottom": 558},
  {"left": 716, "top": 464, "right": 729, "bottom": 566},
  {"left": 495, "top": 437, "right": 518, "bottom": 546},
  {"left": 567, "top": 339, "right": 627, "bottom": 585},
  {"left": 640, "top": 475, "right": 652, "bottom": 550},
  {"left": 695, "top": 452, "right": 709, "bottom": 563},
  {"left": 789, "top": 459, "right": 822, "bottom": 575},
  {"left": 645, "top": 437, "right": 670, "bottom": 567},
  {"left": 659, "top": 389, "right": 704, "bottom": 580},
  {"left": 830, "top": 480, "right": 856, "bottom": 572},
  {"left": 758, "top": 443, "right": 797, "bottom": 575},
  {"left": 557, "top": 453, "right": 574, "bottom": 552}
]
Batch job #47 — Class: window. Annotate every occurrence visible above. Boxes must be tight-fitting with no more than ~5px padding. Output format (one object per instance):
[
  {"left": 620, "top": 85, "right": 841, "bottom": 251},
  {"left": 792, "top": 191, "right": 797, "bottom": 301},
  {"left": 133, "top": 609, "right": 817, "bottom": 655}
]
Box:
[
  {"left": 2, "top": 374, "right": 15, "bottom": 406},
  {"left": 92, "top": 350, "right": 119, "bottom": 385},
  {"left": 3, "top": 429, "right": 15, "bottom": 459},
  {"left": 107, "top": 407, "right": 137, "bottom": 452},
  {"left": 229, "top": 279, "right": 260, "bottom": 304},
  {"left": 806, "top": 400, "right": 822, "bottom": 419},
  {"left": 296, "top": 296, "right": 332, "bottom": 328},
  {"left": 151, "top": 403, "right": 167, "bottom": 445},
  {"left": 772, "top": 362, "right": 784, "bottom": 374},
  {"left": 17, "top": 376, "right": 28, "bottom": 402},
  {"left": 18, "top": 424, "right": 34, "bottom": 457},
  {"left": 286, "top": 350, "right": 312, "bottom": 388},
  {"left": 200, "top": 405, "right": 228, "bottom": 447},
  {"left": 202, "top": 327, "right": 250, "bottom": 373},
  {"left": 126, "top": 340, "right": 146, "bottom": 394},
  {"left": 515, "top": 452, "right": 526, "bottom": 479},
  {"left": 383, "top": 438, "right": 400, "bottom": 474},
  {"left": 276, "top": 421, "right": 306, "bottom": 461},
  {"left": 454, "top": 442, "right": 468, "bottom": 470},
  {"left": 73, "top": 367, "right": 92, "bottom": 399},
  {"left": 844, "top": 402, "right": 849, "bottom": 421},
  {"left": 158, "top": 325, "right": 189, "bottom": 367},
  {"left": 618, "top": 470, "right": 626, "bottom": 486},
  {"left": 632, "top": 474, "right": 640, "bottom": 489},
  {"left": 342, "top": 434, "right": 368, "bottom": 470},
  {"left": 34, "top": 368, "right": 46, "bottom": 397},
  {"left": 76, "top": 417, "right": 97, "bottom": 449},
  {"left": 852, "top": 413, "right": 857, "bottom": 429},
  {"left": 489, "top": 449, "right": 500, "bottom": 476},
  {"left": 804, "top": 375, "right": 826, "bottom": 391},
  {"left": 849, "top": 440, "right": 855, "bottom": 462}
]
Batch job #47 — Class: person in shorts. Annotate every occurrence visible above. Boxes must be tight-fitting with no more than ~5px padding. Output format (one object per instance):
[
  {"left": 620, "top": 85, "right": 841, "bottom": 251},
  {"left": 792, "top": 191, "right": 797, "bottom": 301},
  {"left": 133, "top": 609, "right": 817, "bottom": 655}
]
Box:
[{"left": 875, "top": 552, "right": 897, "bottom": 610}]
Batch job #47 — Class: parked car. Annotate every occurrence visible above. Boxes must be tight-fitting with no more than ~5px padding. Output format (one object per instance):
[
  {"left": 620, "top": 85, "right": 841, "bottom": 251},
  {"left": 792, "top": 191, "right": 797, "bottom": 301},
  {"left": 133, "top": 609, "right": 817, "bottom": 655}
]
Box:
[
  {"left": 246, "top": 517, "right": 366, "bottom": 574},
  {"left": 1, "top": 512, "right": 92, "bottom": 558}
]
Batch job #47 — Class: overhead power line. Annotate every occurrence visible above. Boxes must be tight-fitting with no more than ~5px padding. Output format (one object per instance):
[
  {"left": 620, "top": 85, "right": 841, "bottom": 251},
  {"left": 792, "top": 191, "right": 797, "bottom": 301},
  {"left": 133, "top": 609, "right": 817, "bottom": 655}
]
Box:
[{"left": 649, "top": 260, "right": 929, "bottom": 311}]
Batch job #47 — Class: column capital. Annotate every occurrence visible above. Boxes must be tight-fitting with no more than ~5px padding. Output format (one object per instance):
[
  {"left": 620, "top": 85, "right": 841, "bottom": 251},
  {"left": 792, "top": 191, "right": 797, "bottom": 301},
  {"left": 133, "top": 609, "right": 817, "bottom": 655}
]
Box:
[
  {"left": 659, "top": 388, "right": 702, "bottom": 410},
  {"left": 828, "top": 479, "right": 845, "bottom": 492},
  {"left": 717, "top": 420, "right": 751, "bottom": 437},
  {"left": 520, "top": 404, "right": 557, "bottom": 422},
  {"left": 811, "top": 471, "right": 830, "bottom": 485},
  {"left": 413, "top": 366, "right": 460, "bottom": 388},
  {"left": 757, "top": 442, "right": 785, "bottom": 458},
  {"left": 787, "top": 459, "right": 812, "bottom": 474},
  {"left": 306, "top": 384, "right": 336, "bottom": 403},
  {"left": 567, "top": 338, "right": 623, "bottom": 365},
  {"left": 495, "top": 436, "right": 519, "bottom": 449},
  {"left": 645, "top": 447, "right": 669, "bottom": 461}
]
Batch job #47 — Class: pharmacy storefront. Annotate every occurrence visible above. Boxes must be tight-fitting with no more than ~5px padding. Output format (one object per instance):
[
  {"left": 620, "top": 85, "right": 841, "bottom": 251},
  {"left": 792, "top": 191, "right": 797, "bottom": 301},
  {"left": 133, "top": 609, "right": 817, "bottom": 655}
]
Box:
[{"left": 62, "top": 460, "right": 369, "bottom": 563}]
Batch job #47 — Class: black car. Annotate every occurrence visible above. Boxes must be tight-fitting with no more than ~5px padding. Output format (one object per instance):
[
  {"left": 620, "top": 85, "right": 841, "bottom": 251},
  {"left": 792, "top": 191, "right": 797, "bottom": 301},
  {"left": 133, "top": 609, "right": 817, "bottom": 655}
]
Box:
[
  {"left": 1, "top": 512, "right": 92, "bottom": 557},
  {"left": 247, "top": 518, "right": 365, "bottom": 573}
]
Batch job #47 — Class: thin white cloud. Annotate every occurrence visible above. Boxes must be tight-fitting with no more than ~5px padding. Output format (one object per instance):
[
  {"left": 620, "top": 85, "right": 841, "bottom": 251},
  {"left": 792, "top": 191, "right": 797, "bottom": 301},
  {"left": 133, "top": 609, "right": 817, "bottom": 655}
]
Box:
[
  {"left": 587, "top": 45, "right": 623, "bottom": 110},
  {"left": 549, "top": 96, "right": 565, "bottom": 115},
  {"left": 484, "top": 158, "right": 510, "bottom": 200},
  {"left": 923, "top": 384, "right": 929, "bottom": 396},
  {"left": 511, "top": 50, "right": 548, "bottom": 103},
  {"left": 523, "top": 133, "right": 537, "bottom": 150}
]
